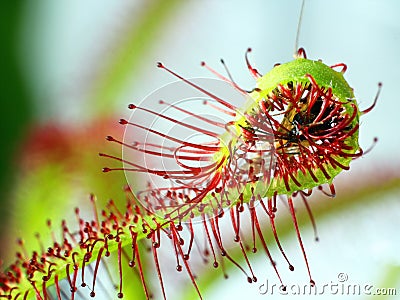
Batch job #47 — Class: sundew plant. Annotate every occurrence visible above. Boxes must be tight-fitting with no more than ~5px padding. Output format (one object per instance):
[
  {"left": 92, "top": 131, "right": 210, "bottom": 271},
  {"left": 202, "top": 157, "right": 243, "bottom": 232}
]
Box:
[{"left": 1, "top": 1, "right": 400, "bottom": 300}]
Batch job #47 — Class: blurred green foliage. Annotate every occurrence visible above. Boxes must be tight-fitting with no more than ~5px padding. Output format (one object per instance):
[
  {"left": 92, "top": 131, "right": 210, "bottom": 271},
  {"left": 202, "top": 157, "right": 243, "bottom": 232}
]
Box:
[
  {"left": 0, "top": 2, "right": 33, "bottom": 242},
  {"left": 88, "top": 0, "right": 184, "bottom": 115}
]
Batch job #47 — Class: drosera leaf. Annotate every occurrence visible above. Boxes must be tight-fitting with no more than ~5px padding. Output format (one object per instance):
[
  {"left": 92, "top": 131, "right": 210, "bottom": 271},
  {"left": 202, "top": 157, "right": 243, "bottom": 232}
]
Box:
[
  {"left": 1, "top": 49, "right": 382, "bottom": 299},
  {"left": 2, "top": 165, "right": 398, "bottom": 299},
  {"left": 96, "top": 48, "right": 379, "bottom": 298},
  {"left": 0, "top": 190, "right": 166, "bottom": 299}
]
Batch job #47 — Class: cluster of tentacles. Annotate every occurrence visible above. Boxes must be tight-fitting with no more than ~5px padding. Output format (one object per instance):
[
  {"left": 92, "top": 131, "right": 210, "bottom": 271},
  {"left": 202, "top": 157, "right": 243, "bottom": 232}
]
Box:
[
  {"left": 245, "top": 76, "right": 358, "bottom": 193},
  {"left": 0, "top": 187, "right": 319, "bottom": 299}
]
